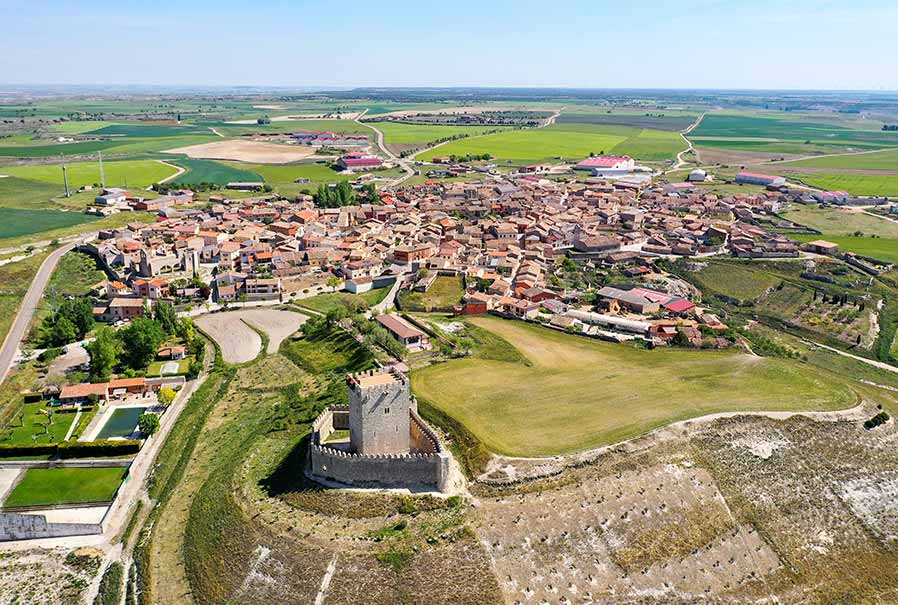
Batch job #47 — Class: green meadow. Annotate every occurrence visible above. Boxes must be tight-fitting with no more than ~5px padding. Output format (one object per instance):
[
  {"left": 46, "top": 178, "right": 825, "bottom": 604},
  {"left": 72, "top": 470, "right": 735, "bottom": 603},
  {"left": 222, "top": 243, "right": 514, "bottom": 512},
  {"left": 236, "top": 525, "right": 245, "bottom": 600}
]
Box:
[
  {"left": 1, "top": 159, "right": 178, "bottom": 189},
  {"left": 0, "top": 208, "right": 97, "bottom": 240},
  {"left": 782, "top": 172, "right": 898, "bottom": 197},
  {"left": 778, "top": 149, "right": 898, "bottom": 170},
  {"left": 168, "top": 158, "right": 263, "bottom": 185},
  {"left": 373, "top": 122, "right": 510, "bottom": 145}
]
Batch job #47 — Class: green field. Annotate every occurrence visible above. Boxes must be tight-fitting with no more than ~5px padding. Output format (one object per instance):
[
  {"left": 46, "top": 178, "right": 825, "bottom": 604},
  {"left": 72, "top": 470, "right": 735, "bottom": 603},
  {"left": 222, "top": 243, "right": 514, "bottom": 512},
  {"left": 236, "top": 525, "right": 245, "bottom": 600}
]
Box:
[
  {"left": 1, "top": 159, "right": 178, "bottom": 189},
  {"left": 294, "top": 287, "right": 391, "bottom": 315},
  {"left": 211, "top": 118, "right": 370, "bottom": 138},
  {"left": 556, "top": 112, "right": 697, "bottom": 131},
  {"left": 415, "top": 123, "right": 683, "bottom": 162},
  {"left": 692, "top": 113, "right": 898, "bottom": 150},
  {"left": 790, "top": 234, "right": 898, "bottom": 264},
  {"left": 782, "top": 172, "right": 898, "bottom": 197},
  {"left": 780, "top": 205, "right": 898, "bottom": 238},
  {"left": 281, "top": 325, "right": 375, "bottom": 374},
  {"left": 778, "top": 149, "right": 898, "bottom": 170},
  {"left": 0, "top": 208, "right": 97, "bottom": 240},
  {"left": 168, "top": 158, "right": 263, "bottom": 185},
  {"left": 686, "top": 261, "right": 783, "bottom": 302},
  {"left": 3, "top": 467, "right": 127, "bottom": 507},
  {"left": 398, "top": 276, "right": 465, "bottom": 310},
  {"left": 373, "top": 122, "right": 509, "bottom": 145},
  {"left": 0, "top": 177, "right": 65, "bottom": 209},
  {"left": 411, "top": 317, "right": 856, "bottom": 456},
  {"left": 86, "top": 123, "right": 209, "bottom": 138},
  {"left": 0, "top": 402, "right": 76, "bottom": 445}
]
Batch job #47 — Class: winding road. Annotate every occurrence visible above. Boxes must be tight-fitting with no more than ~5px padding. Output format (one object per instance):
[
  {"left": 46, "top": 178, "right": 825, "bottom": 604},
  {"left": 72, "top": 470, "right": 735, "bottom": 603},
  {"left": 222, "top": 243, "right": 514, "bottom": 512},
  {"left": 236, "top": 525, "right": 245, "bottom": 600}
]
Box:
[
  {"left": 665, "top": 112, "right": 705, "bottom": 174},
  {"left": 355, "top": 109, "right": 416, "bottom": 188},
  {"left": 0, "top": 242, "right": 77, "bottom": 384}
]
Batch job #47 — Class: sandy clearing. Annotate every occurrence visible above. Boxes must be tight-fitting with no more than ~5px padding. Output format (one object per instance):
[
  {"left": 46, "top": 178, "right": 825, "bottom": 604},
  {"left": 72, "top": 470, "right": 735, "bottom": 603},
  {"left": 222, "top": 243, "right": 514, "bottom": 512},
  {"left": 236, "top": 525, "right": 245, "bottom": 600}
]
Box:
[
  {"left": 197, "top": 309, "right": 306, "bottom": 362},
  {"left": 162, "top": 139, "right": 315, "bottom": 164}
]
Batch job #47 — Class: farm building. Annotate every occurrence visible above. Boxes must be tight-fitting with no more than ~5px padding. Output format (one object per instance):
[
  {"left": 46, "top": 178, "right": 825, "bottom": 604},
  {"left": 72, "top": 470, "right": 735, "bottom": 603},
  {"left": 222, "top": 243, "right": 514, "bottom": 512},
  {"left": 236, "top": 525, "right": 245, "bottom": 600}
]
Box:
[
  {"left": 574, "top": 156, "right": 635, "bottom": 177},
  {"left": 336, "top": 153, "right": 383, "bottom": 171},
  {"left": 226, "top": 182, "right": 265, "bottom": 191},
  {"left": 802, "top": 240, "right": 841, "bottom": 255},
  {"left": 688, "top": 168, "right": 708, "bottom": 182},
  {"left": 375, "top": 314, "right": 431, "bottom": 351},
  {"left": 735, "top": 172, "right": 786, "bottom": 187},
  {"left": 292, "top": 131, "right": 369, "bottom": 147}
]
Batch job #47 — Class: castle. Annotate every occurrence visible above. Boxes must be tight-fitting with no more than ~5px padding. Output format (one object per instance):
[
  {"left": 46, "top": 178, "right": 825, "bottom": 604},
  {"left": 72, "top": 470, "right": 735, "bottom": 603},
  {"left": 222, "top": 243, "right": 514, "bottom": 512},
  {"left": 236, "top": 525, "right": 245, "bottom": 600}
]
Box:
[{"left": 308, "top": 368, "right": 451, "bottom": 492}]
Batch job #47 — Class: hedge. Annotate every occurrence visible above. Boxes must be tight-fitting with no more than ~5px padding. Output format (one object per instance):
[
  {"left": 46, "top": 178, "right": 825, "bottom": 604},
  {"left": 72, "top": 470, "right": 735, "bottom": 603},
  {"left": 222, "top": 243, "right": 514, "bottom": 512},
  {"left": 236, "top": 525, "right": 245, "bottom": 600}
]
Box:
[{"left": 0, "top": 439, "right": 141, "bottom": 459}]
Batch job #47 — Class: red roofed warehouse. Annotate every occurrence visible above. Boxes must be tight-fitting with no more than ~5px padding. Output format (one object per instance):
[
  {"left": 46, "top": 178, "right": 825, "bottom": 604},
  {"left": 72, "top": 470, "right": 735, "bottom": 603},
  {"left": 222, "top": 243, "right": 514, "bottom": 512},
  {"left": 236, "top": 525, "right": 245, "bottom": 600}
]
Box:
[{"left": 574, "top": 156, "right": 635, "bottom": 176}]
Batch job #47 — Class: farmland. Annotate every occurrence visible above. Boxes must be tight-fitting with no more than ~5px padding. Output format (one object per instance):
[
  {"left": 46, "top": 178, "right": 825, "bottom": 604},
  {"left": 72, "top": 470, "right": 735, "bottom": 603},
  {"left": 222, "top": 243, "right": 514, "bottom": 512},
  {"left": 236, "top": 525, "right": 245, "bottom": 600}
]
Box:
[
  {"left": 556, "top": 112, "right": 697, "bottom": 131},
  {"left": 0, "top": 208, "right": 96, "bottom": 240},
  {"left": 790, "top": 234, "right": 898, "bottom": 264},
  {"left": 167, "top": 157, "right": 263, "bottom": 185},
  {"left": 692, "top": 113, "right": 898, "bottom": 149},
  {"left": 779, "top": 171, "right": 898, "bottom": 196},
  {"left": 411, "top": 317, "right": 855, "bottom": 456},
  {"left": 778, "top": 148, "right": 898, "bottom": 170},
  {"left": 3, "top": 467, "right": 127, "bottom": 507},
  {"left": 415, "top": 123, "right": 684, "bottom": 162},
  {"left": 0, "top": 177, "right": 71, "bottom": 210},
  {"left": 1, "top": 159, "right": 178, "bottom": 188},
  {"left": 780, "top": 205, "right": 898, "bottom": 237}
]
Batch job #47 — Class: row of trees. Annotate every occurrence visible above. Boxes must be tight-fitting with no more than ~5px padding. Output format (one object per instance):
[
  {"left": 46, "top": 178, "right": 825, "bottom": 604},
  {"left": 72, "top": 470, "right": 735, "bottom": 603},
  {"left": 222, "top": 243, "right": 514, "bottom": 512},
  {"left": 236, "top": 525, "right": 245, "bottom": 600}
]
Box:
[{"left": 313, "top": 181, "right": 378, "bottom": 208}]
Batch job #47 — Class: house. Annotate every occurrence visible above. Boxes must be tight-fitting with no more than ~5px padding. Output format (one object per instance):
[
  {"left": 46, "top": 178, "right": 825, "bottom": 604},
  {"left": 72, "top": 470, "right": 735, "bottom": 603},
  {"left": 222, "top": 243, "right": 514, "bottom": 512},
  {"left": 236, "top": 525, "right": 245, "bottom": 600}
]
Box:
[
  {"left": 59, "top": 382, "right": 109, "bottom": 404},
  {"left": 102, "top": 297, "right": 146, "bottom": 322},
  {"left": 393, "top": 244, "right": 432, "bottom": 264},
  {"left": 292, "top": 131, "right": 369, "bottom": 147},
  {"left": 574, "top": 156, "right": 635, "bottom": 177},
  {"left": 375, "top": 314, "right": 431, "bottom": 351},
  {"left": 244, "top": 278, "right": 281, "bottom": 300},
  {"left": 94, "top": 188, "right": 128, "bottom": 206},
  {"left": 133, "top": 278, "right": 168, "bottom": 300},
  {"left": 108, "top": 377, "right": 148, "bottom": 397},
  {"left": 802, "top": 239, "right": 840, "bottom": 255},
  {"left": 688, "top": 169, "right": 708, "bottom": 182}
]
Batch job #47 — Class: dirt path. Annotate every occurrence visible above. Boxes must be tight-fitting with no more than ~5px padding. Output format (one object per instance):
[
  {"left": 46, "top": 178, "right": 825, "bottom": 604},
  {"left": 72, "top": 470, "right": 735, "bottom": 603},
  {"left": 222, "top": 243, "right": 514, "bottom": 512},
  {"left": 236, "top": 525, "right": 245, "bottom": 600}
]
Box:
[
  {"left": 765, "top": 145, "right": 898, "bottom": 166},
  {"left": 156, "top": 160, "right": 186, "bottom": 184},
  {"left": 535, "top": 107, "right": 564, "bottom": 128},
  {"left": 802, "top": 339, "right": 898, "bottom": 375},
  {"left": 665, "top": 112, "right": 705, "bottom": 173},
  {"left": 208, "top": 127, "right": 224, "bottom": 137}
]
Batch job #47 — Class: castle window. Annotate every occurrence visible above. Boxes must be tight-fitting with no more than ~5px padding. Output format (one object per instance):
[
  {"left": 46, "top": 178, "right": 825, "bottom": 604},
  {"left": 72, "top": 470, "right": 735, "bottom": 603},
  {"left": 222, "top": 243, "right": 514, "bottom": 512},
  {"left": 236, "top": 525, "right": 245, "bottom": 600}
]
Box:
[{"left": 384, "top": 407, "right": 390, "bottom": 414}]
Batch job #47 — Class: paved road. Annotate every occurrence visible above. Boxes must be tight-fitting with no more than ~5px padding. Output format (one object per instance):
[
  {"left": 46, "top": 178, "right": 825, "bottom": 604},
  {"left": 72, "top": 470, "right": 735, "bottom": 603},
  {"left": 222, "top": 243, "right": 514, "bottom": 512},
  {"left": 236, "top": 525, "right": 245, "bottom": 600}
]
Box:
[{"left": 0, "top": 242, "right": 77, "bottom": 385}]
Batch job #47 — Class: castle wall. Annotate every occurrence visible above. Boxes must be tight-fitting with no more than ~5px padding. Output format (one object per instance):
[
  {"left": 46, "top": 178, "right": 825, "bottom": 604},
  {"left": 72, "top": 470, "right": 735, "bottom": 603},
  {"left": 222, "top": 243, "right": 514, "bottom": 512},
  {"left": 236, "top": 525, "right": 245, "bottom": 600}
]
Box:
[{"left": 310, "top": 444, "right": 451, "bottom": 492}]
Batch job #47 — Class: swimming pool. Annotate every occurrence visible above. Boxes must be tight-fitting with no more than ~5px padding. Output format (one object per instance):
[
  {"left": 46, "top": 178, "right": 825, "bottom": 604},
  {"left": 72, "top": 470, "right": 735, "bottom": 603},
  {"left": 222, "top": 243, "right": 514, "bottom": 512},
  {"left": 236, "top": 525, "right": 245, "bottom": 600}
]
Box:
[{"left": 96, "top": 407, "right": 148, "bottom": 439}]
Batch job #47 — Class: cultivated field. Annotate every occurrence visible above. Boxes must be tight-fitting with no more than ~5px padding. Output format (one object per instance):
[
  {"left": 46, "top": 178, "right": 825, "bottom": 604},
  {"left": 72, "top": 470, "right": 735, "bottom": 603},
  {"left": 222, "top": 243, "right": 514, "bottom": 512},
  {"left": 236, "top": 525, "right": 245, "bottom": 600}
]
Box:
[
  {"left": 778, "top": 148, "right": 898, "bottom": 170},
  {"left": 167, "top": 157, "right": 263, "bottom": 185},
  {"left": 0, "top": 159, "right": 178, "bottom": 188},
  {"left": 780, "top": 171, "right": 898, "bottom": 196},
  {"left": 781, "top": 205, "right": 898, "bottom": 237},
  {"left": 415, "top": 123, "right": 683, "bottom": 163},
  {"left": 196, "top": 309, "right": 306, "bottom": 362},
  {"left": 163, "top": 139, "right": 316, "bottom": 164},
  {"left": 411, "top": 317, "right": 856, "bottom": 456}
]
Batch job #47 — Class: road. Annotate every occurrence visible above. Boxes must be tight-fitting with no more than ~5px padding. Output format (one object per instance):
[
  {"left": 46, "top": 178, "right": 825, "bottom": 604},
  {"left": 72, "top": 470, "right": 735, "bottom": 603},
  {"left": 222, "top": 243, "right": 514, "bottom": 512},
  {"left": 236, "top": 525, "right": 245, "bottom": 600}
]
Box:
[
  {"left": 355, "top": 110, "right": 416, "bottom": 188},
  {"left": 156, "top": 160, "right": 187, "bottom": 185},
  {"left": 665, "top": 112, "right": 705, "bottom": 174},
  {"left": 0, "top": 242, "right": 77, "bottom": 385}
]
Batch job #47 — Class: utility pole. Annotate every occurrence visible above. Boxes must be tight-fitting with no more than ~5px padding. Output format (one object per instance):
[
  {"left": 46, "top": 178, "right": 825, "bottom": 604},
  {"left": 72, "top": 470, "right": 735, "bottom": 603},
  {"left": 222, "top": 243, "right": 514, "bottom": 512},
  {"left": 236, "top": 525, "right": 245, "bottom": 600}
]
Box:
[
  {"left": 61, "top": 154, "right": 70, "bottom": 198},
  {"left": 98, "top": 151, "right": 106, "bottom": 189}
]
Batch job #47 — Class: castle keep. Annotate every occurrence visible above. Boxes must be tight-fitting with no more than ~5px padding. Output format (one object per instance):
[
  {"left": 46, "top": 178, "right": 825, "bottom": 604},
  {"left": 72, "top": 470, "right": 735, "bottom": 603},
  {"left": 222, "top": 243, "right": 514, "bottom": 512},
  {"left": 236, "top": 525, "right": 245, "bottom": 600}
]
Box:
[{"left": 308, "top": 368, "right": 451, "bottom": 492}]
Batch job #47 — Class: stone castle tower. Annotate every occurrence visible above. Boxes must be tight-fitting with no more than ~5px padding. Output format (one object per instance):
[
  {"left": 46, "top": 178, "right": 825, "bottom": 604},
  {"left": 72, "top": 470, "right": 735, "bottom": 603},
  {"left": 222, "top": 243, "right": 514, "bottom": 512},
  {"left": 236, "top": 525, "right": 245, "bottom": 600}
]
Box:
[{"left": 347, "top": 369, "right": 414, "bottom": 455}]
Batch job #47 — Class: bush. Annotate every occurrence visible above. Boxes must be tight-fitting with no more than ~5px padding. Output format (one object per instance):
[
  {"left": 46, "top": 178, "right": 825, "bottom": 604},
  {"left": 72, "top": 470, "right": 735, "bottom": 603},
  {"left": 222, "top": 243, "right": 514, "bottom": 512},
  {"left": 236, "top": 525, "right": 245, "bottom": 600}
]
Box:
[
  {"left": 863, "top": 411, "right": 890, "bottom": 430},
  {"left": 57, "top": 440, "right": 142, "bottom": 458},
  {"left": 93, "top": 561, "right": 123, "bottom": 605}
]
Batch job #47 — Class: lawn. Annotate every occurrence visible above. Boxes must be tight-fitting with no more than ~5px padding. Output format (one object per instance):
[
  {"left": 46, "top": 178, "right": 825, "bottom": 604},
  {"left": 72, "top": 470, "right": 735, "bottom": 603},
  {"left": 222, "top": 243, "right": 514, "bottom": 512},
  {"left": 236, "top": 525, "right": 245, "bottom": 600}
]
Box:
[
  {"left": 790, "top": 234, "right": 898, "bottom": 264},
  {"left": 1, "top": 159, "right": 179, "bottom": 189},
  {"left": 167, "top": 158, "right": 263, "bottom": 185},
  {"left": 415, "top": 123, "right": 683, "bottom": 162},
  {"left": 96, "top": 407, "right": 148, "bottom": 439},
  {"left": 146, "top": 358, "right": 192, "bottom": 377},
  {"left": 398, "top": 276, "right": 465, "bottom": 311},
  {"left": 3, "top": 467, "right": 127, "bottom": 507},
  {"left": 412, "top": 318, "right": 856, "bottom": 456},
  {"left": 0, "top": 402, "right": 76, "bottom": 445},
  {"left": 294, "top": 287, "right": 391, "bottom": 315},
  {"left": 780, "top": 205, "right": 898, "bottom": 238}
]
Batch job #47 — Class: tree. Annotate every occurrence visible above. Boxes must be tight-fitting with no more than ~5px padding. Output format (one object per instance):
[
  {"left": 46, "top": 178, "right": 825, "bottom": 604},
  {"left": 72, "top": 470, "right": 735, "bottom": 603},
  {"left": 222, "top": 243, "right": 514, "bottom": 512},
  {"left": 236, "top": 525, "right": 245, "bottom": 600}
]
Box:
[
  {"left": 57, "top": 298, "right": 94, "bottom": 339},
  {"left": 176, "top": 317, "right": 196, "bottom": 348},
  {"left": 87, "top": 326, "right": 121, "bottom": 380},
  {"left": 118, "top": 317, "right": 165, "bottom": 370},
  {"left": 138, "top": 413, "right": 160, "bottom": 436},
  {"left": 153, "top": 301, "right": 178, "bottom": 334},
  {"left": 157, "top": 387, "right": 177, "bottom": 406},
  {"left": 50, "top": 316, "right": 78, "bottom": 346}
]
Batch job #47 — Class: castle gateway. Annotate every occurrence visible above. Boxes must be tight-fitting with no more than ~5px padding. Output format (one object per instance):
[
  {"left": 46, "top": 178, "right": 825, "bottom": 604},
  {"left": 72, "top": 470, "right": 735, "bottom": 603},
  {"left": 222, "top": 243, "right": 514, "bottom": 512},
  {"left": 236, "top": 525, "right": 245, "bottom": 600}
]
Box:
[{"left": 308, "top": 368, "right": 451, "bottom": 492}]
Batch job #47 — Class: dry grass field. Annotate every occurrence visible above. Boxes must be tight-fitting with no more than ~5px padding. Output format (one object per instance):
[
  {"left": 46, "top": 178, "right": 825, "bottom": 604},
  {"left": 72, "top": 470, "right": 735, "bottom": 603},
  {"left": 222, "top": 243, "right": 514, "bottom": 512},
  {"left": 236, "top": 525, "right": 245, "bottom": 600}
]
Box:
[
  {"left": 163, "top": 139, "right": 316, "bottom": 164},
  {"left": 411, "top": 317, "right": 856, "bottom": 456}
]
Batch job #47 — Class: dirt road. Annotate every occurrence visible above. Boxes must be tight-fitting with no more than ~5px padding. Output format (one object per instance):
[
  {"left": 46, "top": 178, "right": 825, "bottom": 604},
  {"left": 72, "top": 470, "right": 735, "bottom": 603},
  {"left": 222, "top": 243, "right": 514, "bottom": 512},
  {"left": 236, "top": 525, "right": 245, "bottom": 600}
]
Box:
[{"left": 665, "top": 112, "right": 705, "bottom": 173}]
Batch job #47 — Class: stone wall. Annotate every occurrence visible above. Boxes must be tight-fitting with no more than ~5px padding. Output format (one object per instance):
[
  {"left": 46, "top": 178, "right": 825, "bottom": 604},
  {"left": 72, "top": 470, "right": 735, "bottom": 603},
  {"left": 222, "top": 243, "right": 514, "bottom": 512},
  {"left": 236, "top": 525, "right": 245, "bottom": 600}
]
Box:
[
  {"left": 348, "top": 371, "right": 412, "bottom": 455},
  {"left": 0, "top": 512, "right": 102, "bottom": 541}
]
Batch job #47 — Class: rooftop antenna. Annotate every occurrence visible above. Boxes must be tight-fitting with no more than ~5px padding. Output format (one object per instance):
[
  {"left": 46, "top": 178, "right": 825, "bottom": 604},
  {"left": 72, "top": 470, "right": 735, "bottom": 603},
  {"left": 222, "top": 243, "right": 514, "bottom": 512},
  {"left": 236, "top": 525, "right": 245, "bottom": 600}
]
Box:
[
  {"left": 61, "top": 154, "right": 70, "bottom": 198},
  {"left": 98, "top": 151, "right": 106, "bottom": 189}
]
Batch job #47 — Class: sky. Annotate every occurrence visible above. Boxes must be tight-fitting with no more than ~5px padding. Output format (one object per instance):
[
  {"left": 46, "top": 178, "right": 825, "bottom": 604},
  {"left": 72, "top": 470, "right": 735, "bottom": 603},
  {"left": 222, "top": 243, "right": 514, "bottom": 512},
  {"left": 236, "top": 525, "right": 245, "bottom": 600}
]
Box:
[{"left": 2, "top": 0, "right": 897, "bottom": 91}]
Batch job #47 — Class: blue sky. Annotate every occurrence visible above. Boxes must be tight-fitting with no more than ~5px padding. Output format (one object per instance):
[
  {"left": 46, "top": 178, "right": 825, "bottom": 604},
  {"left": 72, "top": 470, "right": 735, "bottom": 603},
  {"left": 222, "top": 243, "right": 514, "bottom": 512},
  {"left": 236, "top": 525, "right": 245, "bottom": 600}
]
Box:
[{"left": 2, "top": 0, "right": 897, "bottom": 90}]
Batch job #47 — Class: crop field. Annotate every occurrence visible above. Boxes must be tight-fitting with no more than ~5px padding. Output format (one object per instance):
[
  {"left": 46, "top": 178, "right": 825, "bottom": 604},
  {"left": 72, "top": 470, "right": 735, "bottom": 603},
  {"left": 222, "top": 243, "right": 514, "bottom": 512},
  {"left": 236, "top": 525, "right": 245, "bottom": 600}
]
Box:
[
  {"left": 411, "top": 317, "right": 855, "bottom": 456},
  {"left": 780, "top": 205, "right": 898, "bottom": 237},
  {"left": 0, "top": 208, "right": 96, "bottom": 239},
  {"left": 415, "top": 123, "right": 683, "bottom": 162},
  {"left": 84, "top": 123, "right": 210, "bottom": 137},
  {"left": 791, "top": 234, "right": 898, "bottom": 263},
  {"left": 168, "top": 157, "right": 263, "bottom": 185},
  {"left": 211, "top": 118, "right": 370, "bottom": 138},
  {"left": 778, "top": 148, "right": 898, "bottom": 170},
  {"left": 556, "top": 112, "right": 697, "bottom": 131},
  {"left": 693, "top": 113, "right": 898, "bottom": 148},
  {"left": 3, "top": 467, "right": 127, "bottom": 507},
  {"left": 782, "top": 172, "right": 898, "bottom": 196},
  {"left": 0, "top": 140, "right": 125, "bottom": 158},
  {"left": 373, "top": 122, "right": 509, "bottom": 145},
  {"left": 0, "top": 176, "right": 63, "bottom": 209},
  {"left": 0, "top": 159, "right": 178, "bottom": 188}
]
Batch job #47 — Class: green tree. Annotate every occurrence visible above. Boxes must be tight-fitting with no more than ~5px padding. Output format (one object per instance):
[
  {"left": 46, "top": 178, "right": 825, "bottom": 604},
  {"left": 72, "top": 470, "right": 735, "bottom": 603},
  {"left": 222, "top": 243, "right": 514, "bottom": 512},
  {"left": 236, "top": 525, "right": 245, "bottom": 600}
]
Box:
[
  {"left": 50, "top": 316, "right": 78, "bottom": 346},
  {"left": 176, "top": 317, "right": 196, "bottom": 347},
  {"left": 153, "top": 301, "right": 178, "bottom": 334},
  {"left": 138, "top": 413, "right": 160, "bottom": 436},
  {"left": 157, "top": 387, "right": 177, "bottom": 406},
  {"left": 86, "top": 326, "right": 121, "bottom": 380},
  {"left": 118, "top": 317, "right": 165, "bottom": 370},
  {"left": 57, "top": 298, "right": 95, "bottom": 339}
]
